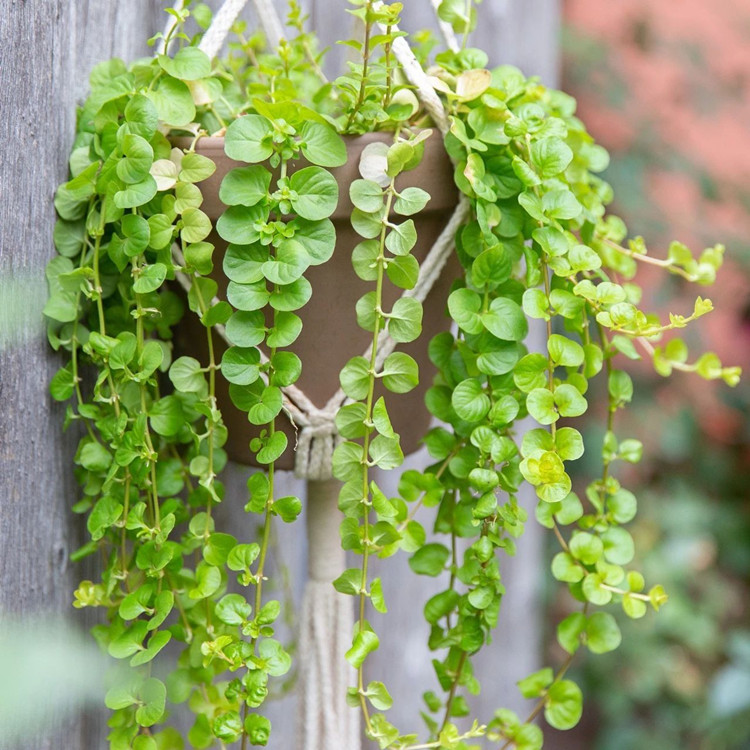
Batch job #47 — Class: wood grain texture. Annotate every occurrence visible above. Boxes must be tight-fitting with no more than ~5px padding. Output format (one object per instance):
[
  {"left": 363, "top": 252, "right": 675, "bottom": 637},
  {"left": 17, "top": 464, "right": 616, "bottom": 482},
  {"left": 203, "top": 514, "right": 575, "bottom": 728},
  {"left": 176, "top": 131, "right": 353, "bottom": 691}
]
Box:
[
  {"left": 0, "top": 1, "right": 557, "bottom": 747},
  {"left": 0, "top": 2, "right": 165, "bottom": 748}
]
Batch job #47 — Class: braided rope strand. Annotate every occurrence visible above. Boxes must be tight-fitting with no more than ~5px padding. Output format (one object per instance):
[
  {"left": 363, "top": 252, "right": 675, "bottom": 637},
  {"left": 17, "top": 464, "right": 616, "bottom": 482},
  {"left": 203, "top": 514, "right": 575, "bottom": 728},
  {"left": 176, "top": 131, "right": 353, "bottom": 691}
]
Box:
[
  {"left": 428, "top": 0, "right": 461, "bottom": 52},
  {"left": 198, "top": 0, "right": 250, "bottom": 58}
]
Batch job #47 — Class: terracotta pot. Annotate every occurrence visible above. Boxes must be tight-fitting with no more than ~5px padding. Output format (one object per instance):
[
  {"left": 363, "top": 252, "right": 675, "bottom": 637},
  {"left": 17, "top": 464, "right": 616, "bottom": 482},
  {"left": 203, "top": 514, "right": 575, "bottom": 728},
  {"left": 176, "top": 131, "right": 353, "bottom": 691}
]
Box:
[{"left": 173, "top": 132, "right": 460, "bottom": 468}]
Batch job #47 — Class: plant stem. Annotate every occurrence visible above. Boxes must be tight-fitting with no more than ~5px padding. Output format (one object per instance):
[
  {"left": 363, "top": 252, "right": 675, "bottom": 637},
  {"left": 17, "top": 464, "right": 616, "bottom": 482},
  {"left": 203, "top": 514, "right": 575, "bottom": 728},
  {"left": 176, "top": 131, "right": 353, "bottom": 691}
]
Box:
[
  {"left": 595, "top": 321, "right": 616, "bottom": 509},
  {"left": 354, "top": 157, "right": 399, "bottom": 735},
  {"left": 189, "top": 271, "right": 218, "bottom": 521},
  {"left": 602, "top": 236, "right": 700, "bottom": 281},
  {"left": 396, "top": 448, "right": 459, "bottom": 533},
  {"left": 498, "top": 652, "right": 576, "bottom": 750},
  {"left": 542, "top": 256, "right": 556, "bottom": 441},
  {"left": 91, "top": 202, "right": 120, "bottom": 418},
  {"left": 461, "top": 0, "right": 473, "bottom": 49},
  {"left": 240, "top": 157, "right": 290, "bottom": 747},
  {"left": 383, "top": 24, "right": 393, "bottom": 110},
  {"left": 345, "top": 0, "right": 373, "bottom": 131},
  {"left": 439, "top": 650, "right": 467, "bottom": 733},
  {"left": 134, "top": 275, "right": 161, "bottom": 532}
]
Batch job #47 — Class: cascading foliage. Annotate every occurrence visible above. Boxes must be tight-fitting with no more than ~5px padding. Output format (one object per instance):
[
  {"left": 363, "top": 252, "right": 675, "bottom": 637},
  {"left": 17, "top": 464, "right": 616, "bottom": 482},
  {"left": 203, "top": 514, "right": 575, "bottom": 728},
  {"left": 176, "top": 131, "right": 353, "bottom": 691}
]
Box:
[{"left": 45, "top": 1, "right": 739, "bottom": 749}]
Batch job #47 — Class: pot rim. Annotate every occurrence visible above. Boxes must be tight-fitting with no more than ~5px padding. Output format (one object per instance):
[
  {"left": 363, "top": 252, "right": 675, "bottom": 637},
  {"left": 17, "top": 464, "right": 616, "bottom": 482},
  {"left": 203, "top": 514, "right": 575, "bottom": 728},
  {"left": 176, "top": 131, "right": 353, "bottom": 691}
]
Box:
[
  {"left": 171, "top": 128, "right": 445, "bottom": 154},
  {"left": 171, "top": 127, "right": 458, "bottom": 218}
]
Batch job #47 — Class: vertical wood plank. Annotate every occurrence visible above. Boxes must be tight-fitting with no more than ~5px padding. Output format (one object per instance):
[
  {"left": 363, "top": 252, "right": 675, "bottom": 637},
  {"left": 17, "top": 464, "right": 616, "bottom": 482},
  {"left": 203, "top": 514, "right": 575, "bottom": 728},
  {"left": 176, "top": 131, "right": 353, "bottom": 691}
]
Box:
[{"left": 0, "top": 2, "right": 165, "bottom": 748}]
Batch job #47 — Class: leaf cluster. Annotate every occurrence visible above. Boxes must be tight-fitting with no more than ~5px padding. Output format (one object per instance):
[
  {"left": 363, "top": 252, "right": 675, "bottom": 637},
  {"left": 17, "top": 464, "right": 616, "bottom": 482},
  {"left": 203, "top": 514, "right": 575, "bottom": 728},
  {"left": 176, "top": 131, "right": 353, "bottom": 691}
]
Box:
[{"left": 46, "top": 2, "right": 740, "bottom": 749}]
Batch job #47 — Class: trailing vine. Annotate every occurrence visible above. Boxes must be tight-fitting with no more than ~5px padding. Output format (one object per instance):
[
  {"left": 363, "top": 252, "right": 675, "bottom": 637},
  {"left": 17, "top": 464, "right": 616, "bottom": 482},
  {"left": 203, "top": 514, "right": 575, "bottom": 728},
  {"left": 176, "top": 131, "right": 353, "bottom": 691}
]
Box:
[{"left": 46, "top": 1, "right": 740, "bottom": 749}]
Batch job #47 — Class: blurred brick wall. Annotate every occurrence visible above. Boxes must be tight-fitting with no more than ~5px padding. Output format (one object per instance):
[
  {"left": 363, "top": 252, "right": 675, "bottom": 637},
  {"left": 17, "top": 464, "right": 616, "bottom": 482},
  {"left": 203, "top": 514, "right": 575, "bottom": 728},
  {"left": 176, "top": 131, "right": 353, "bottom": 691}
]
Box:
[{"left": 563, "top": 0, "right": 750, "bottom": 443}]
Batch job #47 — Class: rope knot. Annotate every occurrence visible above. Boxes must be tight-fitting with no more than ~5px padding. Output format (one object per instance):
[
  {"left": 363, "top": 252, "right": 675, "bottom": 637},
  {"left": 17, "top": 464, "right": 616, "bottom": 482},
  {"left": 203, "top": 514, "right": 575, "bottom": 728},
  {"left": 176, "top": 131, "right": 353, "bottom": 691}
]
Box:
[{"left": 294, "top": 409, "right": 340, "bottom": 481}]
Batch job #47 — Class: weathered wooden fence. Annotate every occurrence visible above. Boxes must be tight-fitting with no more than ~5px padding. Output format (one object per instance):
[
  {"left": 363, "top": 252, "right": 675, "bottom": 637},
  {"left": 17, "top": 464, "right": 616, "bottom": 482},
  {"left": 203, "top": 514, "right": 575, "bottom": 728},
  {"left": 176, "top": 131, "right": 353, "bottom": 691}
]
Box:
[{"left": 0, "top": 1, "right": 559, "bottom": 747}]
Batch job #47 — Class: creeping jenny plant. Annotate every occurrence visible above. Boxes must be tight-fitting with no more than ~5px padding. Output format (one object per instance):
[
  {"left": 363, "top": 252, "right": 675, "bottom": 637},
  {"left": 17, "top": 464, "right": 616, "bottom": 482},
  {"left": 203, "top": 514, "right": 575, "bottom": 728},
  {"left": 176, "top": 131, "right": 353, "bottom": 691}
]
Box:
[{"left": 45, "top": 1, "right": 741, "bottom": 748}]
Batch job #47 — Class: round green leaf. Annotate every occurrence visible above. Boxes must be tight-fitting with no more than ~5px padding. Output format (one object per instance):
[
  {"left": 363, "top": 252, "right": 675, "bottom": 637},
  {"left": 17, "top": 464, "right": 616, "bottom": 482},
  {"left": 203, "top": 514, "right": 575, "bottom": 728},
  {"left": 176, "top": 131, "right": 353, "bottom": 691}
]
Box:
[
  {"left": 179, "top": 151, "right": 216, "bottom": 184},
  {"left": 219, "top": 165, "right": 272, "bottom": 206},
  {"left": 289, "top": 166, "right": 339, "bottom": 220},
  {"left": 380, "top": 352, "right": 419, "bottom": 394},
  {"left": 135, "top": 678, "right": 167, "bottom": 728},
  {"left": 569, "top": 532, "right": 604, "bottom": 566},
  {"left": 158, "top": 47, "right": 211, "bottom": 81},
  {"left": 548, "top": 334, "right": 584, "bottom": 367},
  {"left": 290, "top": 217, "right": 335, "bottom": 265},
  {"left": 266, "top": 311, "right": 302, "bottom": 347},
  {"left": 387, "top": 297, "right": 422, "bottom": 343},
  {"left": 386, "top": 254, "right": 419, "bottom": 290},
  {"left": 601, "top": 527, "right": 635, "bottom": 565},
  {"left": 115, "top": 176, "right": 158, "bottom": 210},
  {"left": 530, "top": 137, "right": 573, "bottom": 178},
  {"left": 257, "top": 431, "right": 288, "bottom": 464},
  {"left": 221, "top": 346, "right": 261, "bottom": 385},
  {"left": 352, "top": 239, "right": 380, "bottom": 281},
  {"left": 408, "top": 544, "right": 450, "bottom": 577},
  {"left": 263, "top": 239, "right": 309, "bottom": 284},
  {"left": 350, "top": 179, "right": 384, "bottom": 213},
  {"left": 117, "top": 134, "right": 154, "bottom": 184},
  {"left": 225, "top": 115, "right": 274, "bottom": 163},
  {"left": 481, "top": 297, "right": 527, "bottom": 341},
  {"left": 150, "top": 396, "right": 184, "bottom": 437},
  {"left": 472, "top": 245, "right": 512, "bottom": 288},
  {"left": 299, "top": 121, "right": 347, "bottom": 167},
  {"left": 133, "top": 263, "right": 167, "bottom": 294},
  {"left": 557, "top": 612, "right": 586, "bottom": 654},
  {"left": 526, "top": 388, "right": 557, "bottom": 426},
  {"left": 169, "top": 356, "right": 206, "bottom": 392},
  {"left": 554, "top": 384, "right": 587, "bottom": 417},
  {"left": 181, "top": 207, "right": 211, "bottom": 243},
  {"left": 385, "top": 219, "right": 417, "bottom": 256},
  {"left": 215, "top": 593, "right": 252, "bottom": 626},
  {"left": 452, "top": 379, "right": 491, "bottom": 423},
  {"left": 448, "top": 288, "right": 484, "bottom": 335},
  {"left": 225, "top": 310, "right": 266, "bottom": 347},
  {"left": 121, "top": 214, "right": 151, "bottom": 257},
  {"left": 394, "top": 187, "right": 430, "bottom": 216},
  {"left": 340, "top": 356, "right": 371, "bottom": 400},
  {"left": 544, "top": 680, "right": 582, "bottom": 730},
  {"left": 217, "top": 204, "right": 267, "bottom": 245},
  {"left": 147, "top": 76, "right": 195, "bottom": 127},
  {"left": 585, "top": 612, "right": 622, "bottom": 654},
  {"left": 124, "top": 94, "right": 159, "bottom": 140}
]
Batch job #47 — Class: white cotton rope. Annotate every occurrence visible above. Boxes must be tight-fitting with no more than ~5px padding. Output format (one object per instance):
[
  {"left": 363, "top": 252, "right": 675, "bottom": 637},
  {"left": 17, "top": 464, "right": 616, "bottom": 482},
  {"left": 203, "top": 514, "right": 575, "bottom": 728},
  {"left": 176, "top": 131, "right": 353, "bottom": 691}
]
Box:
[
  {"left": 391, "top": 35, "right": 450, "bottom": 135},
  {"left": 196, "top": 0, "right": 285, "bottom": 59},
  {"left": 294, "top": 194, "right": 472, "bottom": 480},
  {"left": 250, "top": 0, "right": 285, "bottom": 49},
  {"left": 296, "top": 479, "right": 360, "bottom": 749},
  {"left": 428, "top": 0, "right": 461, "bottom": 52},
  {"left": 198, "top": 0, "right": 251, "bottom": 59}
]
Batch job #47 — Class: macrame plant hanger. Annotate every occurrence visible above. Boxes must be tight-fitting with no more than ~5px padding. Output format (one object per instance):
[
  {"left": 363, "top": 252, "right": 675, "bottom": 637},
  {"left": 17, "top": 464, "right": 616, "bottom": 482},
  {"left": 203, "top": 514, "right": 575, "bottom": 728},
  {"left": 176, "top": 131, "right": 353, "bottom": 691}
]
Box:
[{"left": 167, "top": 2, "right": 467, "bottom": 747}]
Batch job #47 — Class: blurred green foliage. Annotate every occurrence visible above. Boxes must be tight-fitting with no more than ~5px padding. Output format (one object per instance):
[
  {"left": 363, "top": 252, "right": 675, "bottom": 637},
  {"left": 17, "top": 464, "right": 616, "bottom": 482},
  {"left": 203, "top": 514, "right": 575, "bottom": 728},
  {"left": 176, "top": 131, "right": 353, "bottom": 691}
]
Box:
[
  {"left": 0, "top": 620, "right": 107, "bottom": 742},
  {"left": 559, "top": 396, "right": 750, "bottom": 749},
  {"left": 561, "top": 6, "right": 750, "bottom": 746}
]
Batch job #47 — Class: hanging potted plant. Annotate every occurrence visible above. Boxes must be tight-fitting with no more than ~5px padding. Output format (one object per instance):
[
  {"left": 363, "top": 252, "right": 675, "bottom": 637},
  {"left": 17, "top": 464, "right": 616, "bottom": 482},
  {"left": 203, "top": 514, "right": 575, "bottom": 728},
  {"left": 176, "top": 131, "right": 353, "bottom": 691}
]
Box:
[{"left": 45, "top": 1, "right": 740, "bottom": 748}]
